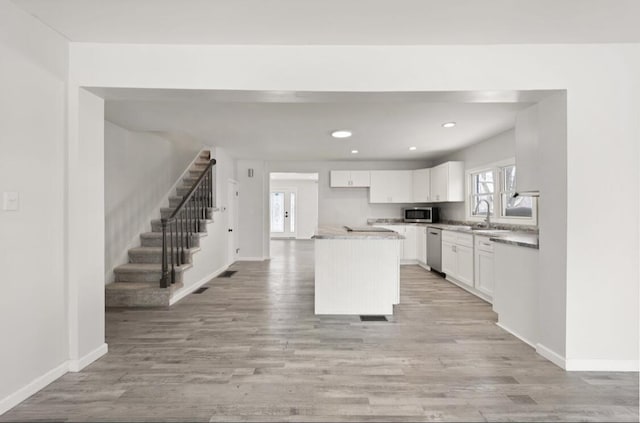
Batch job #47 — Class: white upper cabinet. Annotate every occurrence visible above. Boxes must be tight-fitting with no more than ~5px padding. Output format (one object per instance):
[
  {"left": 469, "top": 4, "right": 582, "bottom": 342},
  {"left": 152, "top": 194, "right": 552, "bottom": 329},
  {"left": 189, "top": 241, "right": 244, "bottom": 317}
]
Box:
[
  {"left": 515, "top": 104, "right": 539, "bottom": 193},
  {"left": 333, "top": 162, "right": 464, "bottom": 203},
  {"left": 412, "top": 168, "right": 431, "bottom": 202},
  {"left": 430, "top": 161, "right": 465, "bottom": 202},
  {"left": 330, "top": 171, "right": 350, "bottom": 187},
  {"left": 349, "top": 171, "right": 371, "bottom": 187},
  {"left": 369, "top": 170, "right": 413, "bottom": 203},
  {"left": 330, "top": 170, "right": 371, "bottom": 188}
]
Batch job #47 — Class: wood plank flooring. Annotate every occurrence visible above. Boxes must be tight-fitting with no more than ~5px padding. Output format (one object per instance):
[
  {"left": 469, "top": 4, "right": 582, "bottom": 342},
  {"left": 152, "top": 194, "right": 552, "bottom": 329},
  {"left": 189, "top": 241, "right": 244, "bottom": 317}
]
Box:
[{"left": 2, "top": 240, "right": 638, "bottom": 422}]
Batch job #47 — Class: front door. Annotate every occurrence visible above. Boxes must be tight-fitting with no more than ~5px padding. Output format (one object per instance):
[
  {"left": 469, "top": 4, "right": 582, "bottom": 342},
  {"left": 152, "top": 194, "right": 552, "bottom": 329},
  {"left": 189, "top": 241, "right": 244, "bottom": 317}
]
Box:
[{"left": 270, "top": 189, "right": 297, "bottom": 239}]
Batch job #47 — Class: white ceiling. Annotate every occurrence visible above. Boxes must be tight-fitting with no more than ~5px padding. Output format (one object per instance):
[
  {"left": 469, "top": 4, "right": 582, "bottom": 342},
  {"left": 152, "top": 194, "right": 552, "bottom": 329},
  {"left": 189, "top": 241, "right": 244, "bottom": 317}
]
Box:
[
  {"left": 102, "top": 89, "right": 533, "bottom": 161},
  {"left": 12, "top": 0, "right": 640, "bottom": 45}
]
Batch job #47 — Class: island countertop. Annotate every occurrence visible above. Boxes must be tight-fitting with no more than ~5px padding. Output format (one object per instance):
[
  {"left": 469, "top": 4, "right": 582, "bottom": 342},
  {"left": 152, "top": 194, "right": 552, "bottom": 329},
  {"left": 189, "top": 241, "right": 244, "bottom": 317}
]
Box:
[
  {"left": 367, "top": 219, "right": 538, "bottom": 249},
  {"left": 313, "top": 226, "right": 405, "bottom": 240}
]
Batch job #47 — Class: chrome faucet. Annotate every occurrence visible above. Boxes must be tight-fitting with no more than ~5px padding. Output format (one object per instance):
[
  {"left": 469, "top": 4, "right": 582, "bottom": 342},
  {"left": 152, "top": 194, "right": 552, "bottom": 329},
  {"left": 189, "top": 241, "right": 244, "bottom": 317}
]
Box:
[{"left": 474, "top": 199, "right": 491, "bottom": 228}]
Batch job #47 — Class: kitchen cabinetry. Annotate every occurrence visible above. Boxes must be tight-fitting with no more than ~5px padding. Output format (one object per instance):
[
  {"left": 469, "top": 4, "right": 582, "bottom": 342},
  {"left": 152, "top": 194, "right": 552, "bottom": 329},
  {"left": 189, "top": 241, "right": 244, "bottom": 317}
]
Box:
[
  {"left": 474, "top": 236, "right": 495, "bottom": 299},
  {"left": 515, "top": 104, "right": 539, "bottom": 193},
  {"left": 369, "top": 170, "right": 413, "bottom": 203},
  {"left": 402, "top": 226, "right": 417, "bottom": 263},
  {"left": 330, "top": 170, "right": 371, "bottom": 187},
  {"left": 430, "top": 161, "right": 465, "bottom": 202},
  {"left": 416, "top": 226, "right": 427, "bottom": 265},
  {"left": 442, "top": 230, "right": 474, "bottom": 287},
  {"left": 412, "top": 168, "right": 431, "bottom": 202},
  {"left": 374, "top": 224, "right": 424, "bottom": 264}
]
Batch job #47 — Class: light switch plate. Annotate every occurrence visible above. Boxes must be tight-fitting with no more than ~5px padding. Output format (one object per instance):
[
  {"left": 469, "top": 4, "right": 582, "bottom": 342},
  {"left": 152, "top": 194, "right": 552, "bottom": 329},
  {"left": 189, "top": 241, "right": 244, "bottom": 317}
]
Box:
[{"left": 3, "top": 192, "right": 19, "bottom": 211}]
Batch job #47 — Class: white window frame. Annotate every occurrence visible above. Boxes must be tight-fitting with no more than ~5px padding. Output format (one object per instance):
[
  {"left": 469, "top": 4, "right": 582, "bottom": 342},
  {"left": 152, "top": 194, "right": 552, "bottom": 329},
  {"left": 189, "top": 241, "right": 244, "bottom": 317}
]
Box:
[{"left": 465, "top": 158, "right": 537, "bottom": 226}]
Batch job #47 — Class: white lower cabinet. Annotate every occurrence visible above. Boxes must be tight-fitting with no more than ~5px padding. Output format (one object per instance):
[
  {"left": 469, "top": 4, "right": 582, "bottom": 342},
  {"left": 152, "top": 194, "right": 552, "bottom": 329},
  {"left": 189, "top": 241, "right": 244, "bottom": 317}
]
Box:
[
  {"left": 474, "top": 236, "right": 495, "bottom": 300},
  {"left": 374, "top": 224, "right": 425, "bottom": 264},
  {"left": 442, "top": 230, "right": 474, "bottom": 288},
  {"left": 402, "top": 226, "right": 417, "bottom": 262},
  {"left": 456, "top": 245, "right": 474, "bottom": 287},
  {"left": 416, "top": 226, "right": 427, "bottom": 265},
  {"left": 442, "top": 240, "right": 456, "bottom": 275}
]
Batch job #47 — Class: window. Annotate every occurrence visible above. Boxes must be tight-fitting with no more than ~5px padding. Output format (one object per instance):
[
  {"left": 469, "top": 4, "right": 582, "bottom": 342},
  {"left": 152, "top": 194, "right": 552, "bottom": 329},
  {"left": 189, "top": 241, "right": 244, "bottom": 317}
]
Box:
[
  {"left": 500, "top": 164, "right": 533, "bottom": 218},
  {"left": 470, "top": 169, "right": 495, "bottom": 217},
  {"left": 466, "top": 159, "right": 536, "bottom": 226}
]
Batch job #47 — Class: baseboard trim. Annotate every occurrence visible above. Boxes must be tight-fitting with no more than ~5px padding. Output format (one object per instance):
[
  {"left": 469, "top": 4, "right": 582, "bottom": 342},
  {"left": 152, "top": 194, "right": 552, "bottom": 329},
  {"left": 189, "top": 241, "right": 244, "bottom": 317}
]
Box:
[
  {"left": 0, "top": 361, "right": 69, "bottom": 415},
  {"left": 496, "top": 322, "right": 536, "bottom": 348},
  {"left": 565, "top": 358, "right": 639, "bottom": 372},
  {"left": 445, "top": 276, "right": 493, "bottom": 304},
  {"left": 417, "top": 263, "right": 431, "bottom": 271},
  {"left": 170, "top": 265, "right": 228, "bottom": 305},
  {"left": 237, "top": 257, "right": 267, "bottom": 261},
  {"left": 68, "top": 343, "right": 108, "bottom": 372},
  {"left": 536, "top": 343, "right": 566, "bottom": 369}
]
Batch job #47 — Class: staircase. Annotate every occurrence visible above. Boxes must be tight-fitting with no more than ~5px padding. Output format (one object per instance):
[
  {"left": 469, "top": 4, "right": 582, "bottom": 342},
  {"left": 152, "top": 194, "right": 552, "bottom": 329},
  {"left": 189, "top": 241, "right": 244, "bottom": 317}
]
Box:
[{"left": 106, "top": 150, "right": 216, "bottom": 307}]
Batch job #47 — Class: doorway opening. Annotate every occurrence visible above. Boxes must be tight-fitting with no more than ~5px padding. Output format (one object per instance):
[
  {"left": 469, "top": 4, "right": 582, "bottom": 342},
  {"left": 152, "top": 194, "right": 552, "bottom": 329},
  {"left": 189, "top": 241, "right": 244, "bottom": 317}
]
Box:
[{"left": 269, "top": 172, "right": 319, "bottom": 257}]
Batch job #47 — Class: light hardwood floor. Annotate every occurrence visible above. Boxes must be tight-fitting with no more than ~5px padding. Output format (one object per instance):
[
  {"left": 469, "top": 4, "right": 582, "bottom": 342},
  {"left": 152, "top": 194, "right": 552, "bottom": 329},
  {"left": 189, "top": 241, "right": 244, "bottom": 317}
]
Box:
[{"left": 2, "top": 240, "right": 638, "bottom": 422}]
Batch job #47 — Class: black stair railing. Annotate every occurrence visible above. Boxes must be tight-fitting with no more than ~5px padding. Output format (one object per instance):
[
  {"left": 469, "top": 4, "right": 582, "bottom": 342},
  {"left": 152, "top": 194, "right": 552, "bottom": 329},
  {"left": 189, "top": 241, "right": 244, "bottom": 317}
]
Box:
[{"left": 160, "top": 158, "right": 216, "bottom": 288}]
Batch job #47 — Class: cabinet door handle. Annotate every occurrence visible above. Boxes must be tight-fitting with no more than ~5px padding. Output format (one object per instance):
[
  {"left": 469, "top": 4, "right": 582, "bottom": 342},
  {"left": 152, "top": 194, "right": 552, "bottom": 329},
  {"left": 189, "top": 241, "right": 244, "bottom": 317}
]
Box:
[{"left": 452, "top": 245, "right": 457, "bottom": 252}]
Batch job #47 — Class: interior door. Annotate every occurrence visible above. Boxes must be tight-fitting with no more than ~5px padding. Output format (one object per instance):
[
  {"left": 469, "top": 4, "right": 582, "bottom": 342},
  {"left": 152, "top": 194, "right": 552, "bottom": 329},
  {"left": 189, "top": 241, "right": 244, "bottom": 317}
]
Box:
[
  {"left": 227, "top": 180, "right": 239, "bottom": 265},
  {"left": 270, "top": 189, "right": 297, "bottom": 238}
]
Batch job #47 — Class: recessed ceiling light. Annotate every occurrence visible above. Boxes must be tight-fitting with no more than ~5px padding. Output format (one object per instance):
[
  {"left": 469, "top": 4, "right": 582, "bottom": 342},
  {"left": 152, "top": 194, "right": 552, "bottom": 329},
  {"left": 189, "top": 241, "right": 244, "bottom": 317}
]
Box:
[
  {"left": 409, "top": 146, "right": 417, "bottom": 151},
  {"left": 351, "top": 149, "right": 359, "bottom": 154},
  {"left": 442, "top": 122, "right": 456, "bottom": 128},
  {"left": 331, "top": 130, "right": 352, "bottom": 139}
]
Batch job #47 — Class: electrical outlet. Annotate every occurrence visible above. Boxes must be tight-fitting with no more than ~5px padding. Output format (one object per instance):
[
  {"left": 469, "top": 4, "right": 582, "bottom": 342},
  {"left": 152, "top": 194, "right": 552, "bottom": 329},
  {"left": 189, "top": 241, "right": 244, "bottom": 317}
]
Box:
[{"left": 3, "top": 192, "right": 19, "bottom": 211}]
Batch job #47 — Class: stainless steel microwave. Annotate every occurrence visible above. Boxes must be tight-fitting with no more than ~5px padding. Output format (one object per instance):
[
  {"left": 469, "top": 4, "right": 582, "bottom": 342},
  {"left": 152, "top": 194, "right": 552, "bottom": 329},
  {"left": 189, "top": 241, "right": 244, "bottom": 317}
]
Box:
[{"left": 403, "top": 207, "right": 439, "bottom": 223}]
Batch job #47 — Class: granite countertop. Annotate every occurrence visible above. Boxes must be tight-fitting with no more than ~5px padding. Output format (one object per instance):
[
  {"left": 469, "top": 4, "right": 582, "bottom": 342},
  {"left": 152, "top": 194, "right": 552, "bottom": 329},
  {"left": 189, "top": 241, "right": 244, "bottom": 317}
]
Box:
[
  {"left": 488, "top": 233, "right": 539, "bottom": 249},
  {"left": 313, "top": 226, "right": 405, "bottom": 240},
  {"left": 367, "top": 219, "right": 539, "bottom": 249}
]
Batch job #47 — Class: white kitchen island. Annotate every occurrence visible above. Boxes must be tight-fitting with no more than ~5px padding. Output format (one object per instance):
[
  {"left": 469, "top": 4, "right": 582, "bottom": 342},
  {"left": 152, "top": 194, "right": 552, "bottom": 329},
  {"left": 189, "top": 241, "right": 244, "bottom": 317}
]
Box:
[{"left": 313, "top": 226, "right": 402, "bottom": 315}]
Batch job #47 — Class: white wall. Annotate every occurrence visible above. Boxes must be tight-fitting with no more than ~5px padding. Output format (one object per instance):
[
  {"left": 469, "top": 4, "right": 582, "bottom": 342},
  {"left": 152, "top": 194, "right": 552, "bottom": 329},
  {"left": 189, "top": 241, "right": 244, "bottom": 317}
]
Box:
[
  {"left": 0, "top": 0, "right": 69, "bottom": 413},
  {"left": 104, "top": 121, "right": 202, "bottom": 283},
  {"left": 536, "top": 92, "right": 568, "bottom": 361},
  {"left": 66, "top": 43, "right": 640, "bottom": 372},
  {"left": 237, "top": 160, "right": 268, "bottom": 260},
  {"left": 270, "top": 179, "right": 319, "bottom": 239},
  {"left": 436, "top": 129, "right": 516, "bottom": 221},
  {"left": 69, "top": 89, "right": 106, "bottom": 364}
]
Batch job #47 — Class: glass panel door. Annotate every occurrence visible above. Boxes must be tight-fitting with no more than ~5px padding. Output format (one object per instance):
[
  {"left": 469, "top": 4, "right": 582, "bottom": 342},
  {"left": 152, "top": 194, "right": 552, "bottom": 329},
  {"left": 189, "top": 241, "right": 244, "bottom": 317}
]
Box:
[
  {"left": 270, "top": 189, "right": 297, "bottom": 238},
  {"left": 270, "top": 192, "right": 285, "bottom": 233},
  {"left": 289, "top": 193, "right": 296, "bottom": 233}
]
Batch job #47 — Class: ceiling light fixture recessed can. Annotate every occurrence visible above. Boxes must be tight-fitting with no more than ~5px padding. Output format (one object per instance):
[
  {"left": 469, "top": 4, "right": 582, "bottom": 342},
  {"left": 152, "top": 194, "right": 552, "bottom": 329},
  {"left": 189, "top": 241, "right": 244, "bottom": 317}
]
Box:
[
  {"left": 409, "top": 146, "right": 417, "bottom": 151},
  {"left": 351, "top": 149, "right": 359, "bottom": 154},
  {"left": 442, "top": 122, "right": 456, "bottom": 128},
  {"left": 331, "top": 130, "right": 352, "bottom": 138}
]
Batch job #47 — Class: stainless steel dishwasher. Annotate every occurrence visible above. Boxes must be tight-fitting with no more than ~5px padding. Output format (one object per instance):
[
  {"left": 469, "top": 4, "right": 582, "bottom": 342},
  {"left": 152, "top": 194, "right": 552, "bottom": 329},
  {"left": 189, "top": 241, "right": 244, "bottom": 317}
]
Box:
[{"left": 427, "top": 227, "right": 442, "bottom": 272}]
